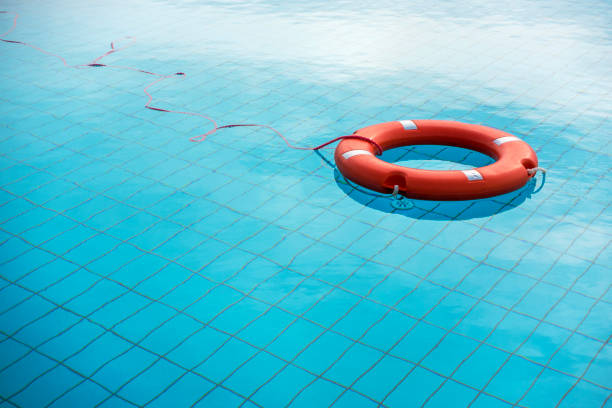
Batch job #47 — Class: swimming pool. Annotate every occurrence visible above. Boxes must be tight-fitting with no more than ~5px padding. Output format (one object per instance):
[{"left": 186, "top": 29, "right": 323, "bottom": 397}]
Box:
[{"left": 0, "top": 0, "right": 610, "bottom": 407}]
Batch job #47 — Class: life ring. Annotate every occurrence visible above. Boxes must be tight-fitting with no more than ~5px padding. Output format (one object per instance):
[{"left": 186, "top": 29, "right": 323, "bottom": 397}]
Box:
[{"left": 334, "top": 120, "right": 539, "bottom": 201}]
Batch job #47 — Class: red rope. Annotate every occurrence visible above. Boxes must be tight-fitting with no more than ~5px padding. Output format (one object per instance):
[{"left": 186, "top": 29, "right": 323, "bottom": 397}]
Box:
[
  {"left": 0, "top": 11, "right": 382, "bottom": 156},
  {"left": 0, "top": 12, "right": 68, "bottom": 66},
  {"left": 196, "top": 124, "right": 382, "bottom": 155}
]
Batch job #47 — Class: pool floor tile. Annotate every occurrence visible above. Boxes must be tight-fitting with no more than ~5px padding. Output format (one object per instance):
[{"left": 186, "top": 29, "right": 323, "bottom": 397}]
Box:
[
  {"left": 48, "top": 379, "right": 110, "bottom": 408},
  {"left": 484, "top": 355, "right": 542, "bottom": 404},
  {"left": 147, "top": 372, "right": 214, "bottom": 408},
  {"left": 289, "top": 378, "right": 344, "bottom": 408},
  {"left": 557, "top": 379, "right": 609, "bottom": 408},
  {"left": 352, "top": 355, "right": 413, "bottom": 402},
  {"left": 251, "top": 365, "right": 315, "bottom": 407},
  {"left": 11, "top": 365, "right": 83, "bottom": 408},
  {"left": 424, "top": 380, "right": 478, "bottom": 408},
  {"left": 384, "top": 366, "right": 445, "bottom": 408},
  {"left": 222, "top": 352, "right": 286, "bottom": 397}
]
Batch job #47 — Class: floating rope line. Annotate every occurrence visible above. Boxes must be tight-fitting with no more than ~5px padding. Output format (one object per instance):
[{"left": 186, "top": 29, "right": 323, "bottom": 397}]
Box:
[
  {"left": 0, "top": 12, "right": 68, "bottom": 66},
  {"left": 0, "top": 11, "right": 382, "bottom": 155}
]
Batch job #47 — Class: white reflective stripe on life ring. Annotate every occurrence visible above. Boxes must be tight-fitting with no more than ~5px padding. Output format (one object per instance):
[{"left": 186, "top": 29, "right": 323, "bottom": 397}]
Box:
[
  {"left": 493, "top": 136, "right": 521, "bottom": 145},
  {"left": 398, "top": 120, "right": 417, "bottom": 130},
  {"left": 342, "top": 150, "right": 374, "bottom": 160},
  {"left": 462, "top": 169, "right": 483, "bottom": 181}
]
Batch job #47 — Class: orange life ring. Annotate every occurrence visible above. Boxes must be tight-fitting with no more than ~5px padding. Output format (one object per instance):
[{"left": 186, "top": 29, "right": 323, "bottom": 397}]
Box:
[{"left": 334, "top": 120, "right": 539, "bottom": 201}]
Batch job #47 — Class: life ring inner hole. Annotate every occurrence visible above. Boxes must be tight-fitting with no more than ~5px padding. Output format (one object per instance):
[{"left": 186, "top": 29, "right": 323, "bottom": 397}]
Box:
[{"left": 380, "top": 144, "right": 495, "bottom": 171}]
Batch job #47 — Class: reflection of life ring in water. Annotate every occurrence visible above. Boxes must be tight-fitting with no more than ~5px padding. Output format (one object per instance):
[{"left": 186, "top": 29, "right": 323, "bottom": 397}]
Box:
[{"left": 334, "top": 120, "right": 542, "bottom": 201}]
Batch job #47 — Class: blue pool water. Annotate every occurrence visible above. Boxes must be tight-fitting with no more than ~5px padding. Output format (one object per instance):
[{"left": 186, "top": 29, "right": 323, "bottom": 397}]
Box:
[{"left": 0, "top": 0, "right": 610, "bottom": 407}]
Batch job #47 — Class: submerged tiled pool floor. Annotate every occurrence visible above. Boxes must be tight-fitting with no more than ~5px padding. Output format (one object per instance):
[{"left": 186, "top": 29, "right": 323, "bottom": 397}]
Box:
[{"left": 0, "top": 0, "right": 610, "bottom": 407}]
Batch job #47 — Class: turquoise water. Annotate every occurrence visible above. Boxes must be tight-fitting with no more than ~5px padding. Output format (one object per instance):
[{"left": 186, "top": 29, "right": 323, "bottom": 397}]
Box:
[{"left": 0, "top": 0, "right": 610, "bottom": 407}]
